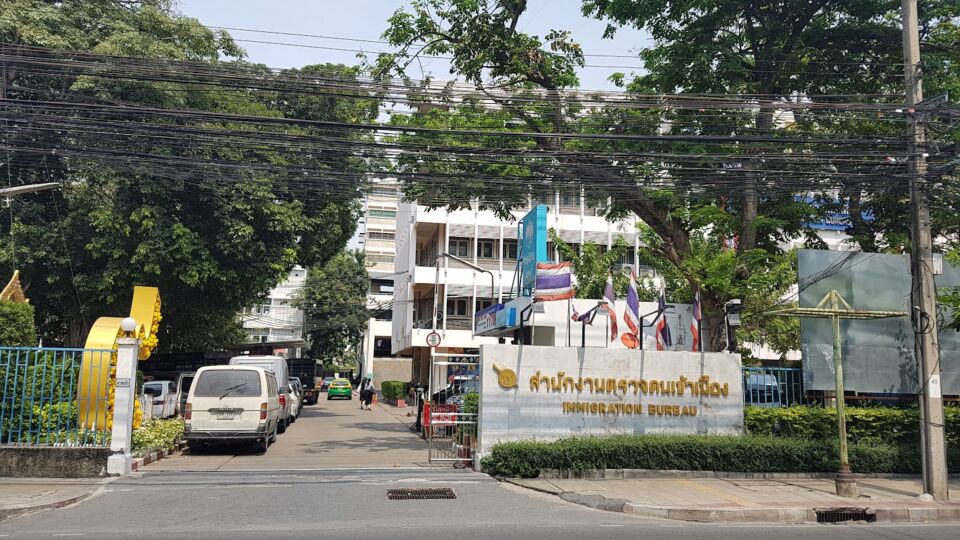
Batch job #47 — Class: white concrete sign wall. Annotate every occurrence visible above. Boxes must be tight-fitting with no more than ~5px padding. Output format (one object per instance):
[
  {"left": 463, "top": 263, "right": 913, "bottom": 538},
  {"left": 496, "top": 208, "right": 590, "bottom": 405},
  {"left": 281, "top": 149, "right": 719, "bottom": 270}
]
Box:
[{"left": 477, "top": 344, "right": 744, "bottom": 456}]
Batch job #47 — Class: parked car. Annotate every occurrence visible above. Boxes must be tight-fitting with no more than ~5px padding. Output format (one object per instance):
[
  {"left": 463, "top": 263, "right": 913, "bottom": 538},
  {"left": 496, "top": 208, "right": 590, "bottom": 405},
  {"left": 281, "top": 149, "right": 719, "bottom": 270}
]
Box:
[
  {"left": 327, "top": 378, "right": 352, "bottom": 400},
  {"left": 288, "top": 378, "right": 305, "bottom": 410},
  {"left": 175, "top": 372, "right": 195, "bottom": 416},
  {"left": 745, "top": 373, "right": 783, "bottom": 407},
  {"left": 143, "top": 380, "right": 177, "bottom": 418},
  {"left": 229, "top": 355, "right": 292, "bottom": 432},
  {"left": 320, "top": 376, "right": 335, "bottom": 392},
  {"left": 287, "top": 377, "right": 302, "bottom": 421},
  {"left": 183, "top": 365, "right": 280, "bottom": 452}
]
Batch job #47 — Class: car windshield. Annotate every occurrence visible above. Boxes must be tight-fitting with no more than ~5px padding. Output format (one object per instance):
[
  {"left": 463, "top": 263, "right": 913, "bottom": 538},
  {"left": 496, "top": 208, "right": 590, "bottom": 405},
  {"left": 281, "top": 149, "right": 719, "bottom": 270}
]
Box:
[
  {"left": 330, "top": 380, "right": 350, "bottom": 387},
  {"left": 193, "top": 370, "right": 262, "bottom": 397}
]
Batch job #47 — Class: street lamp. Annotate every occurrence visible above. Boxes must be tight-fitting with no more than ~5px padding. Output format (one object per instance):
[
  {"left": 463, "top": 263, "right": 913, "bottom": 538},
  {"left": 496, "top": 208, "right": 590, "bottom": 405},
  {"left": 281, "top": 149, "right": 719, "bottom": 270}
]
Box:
[
  {"left": 0, "top": 182, "right": 60, "bottom": 201},
  {"left": 724, "top": 299, "right": 743, "bottom": 353},
  {"left": 2, "top": 182, "right": 60, "bottom": 268},
  {"left": 433, "top": 251, "right": 496, "bottom": 332}
]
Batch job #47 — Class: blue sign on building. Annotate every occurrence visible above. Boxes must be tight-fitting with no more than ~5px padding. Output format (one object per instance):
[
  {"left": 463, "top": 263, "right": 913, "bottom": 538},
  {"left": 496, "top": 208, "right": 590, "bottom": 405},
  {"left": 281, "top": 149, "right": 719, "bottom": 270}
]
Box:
[
  {"left": 521, "top": 205, "right": 548, "bottom": 296},
  {"left": 795, "top": 196, "right": 874, "bottom": 231}
]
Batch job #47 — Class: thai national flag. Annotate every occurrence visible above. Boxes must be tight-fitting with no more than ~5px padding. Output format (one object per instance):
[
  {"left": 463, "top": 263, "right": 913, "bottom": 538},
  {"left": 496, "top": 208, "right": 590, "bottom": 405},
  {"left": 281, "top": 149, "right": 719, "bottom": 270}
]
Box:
[
  {"left": 655, "top": 285, "right": 673, "bottom": 351},
  {"left": 624, "top": 273, "right": 641, "bottom": 336},
  {"left": 571, "top": 305, "right": 593, "bottom": 324},
  {"left": 534, "top": 262, "right": 575, "bottom": 302},
  {"left": 603, "top": 272, "right": 619, "bottom": 341},
  {"left": 691, "top": 290, "right": 702, "bottom": 352}
]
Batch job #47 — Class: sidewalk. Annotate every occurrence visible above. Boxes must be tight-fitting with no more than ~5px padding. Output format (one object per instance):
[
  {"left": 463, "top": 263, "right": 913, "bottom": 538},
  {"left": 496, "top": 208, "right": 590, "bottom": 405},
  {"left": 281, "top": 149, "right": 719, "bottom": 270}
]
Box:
[
  {"left": 0, "top": 478, "right": 109, "bottom": 522},
  {"left": 507, "top": 475, "right": 960, "bottom": 523}
]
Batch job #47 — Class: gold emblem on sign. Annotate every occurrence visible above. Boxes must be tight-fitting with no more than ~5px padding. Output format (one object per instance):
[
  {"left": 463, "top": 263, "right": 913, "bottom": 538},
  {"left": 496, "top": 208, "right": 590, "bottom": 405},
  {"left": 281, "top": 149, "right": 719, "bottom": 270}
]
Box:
[{"left": 492, "top": 363, "right": 518, "bottom": 389}]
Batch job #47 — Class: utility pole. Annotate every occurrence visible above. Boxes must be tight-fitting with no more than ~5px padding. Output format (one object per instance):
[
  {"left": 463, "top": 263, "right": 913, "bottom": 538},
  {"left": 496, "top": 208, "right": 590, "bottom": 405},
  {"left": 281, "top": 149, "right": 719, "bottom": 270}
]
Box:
[{"left": 901, "top": 0, "right": 949, "bottom": 501}]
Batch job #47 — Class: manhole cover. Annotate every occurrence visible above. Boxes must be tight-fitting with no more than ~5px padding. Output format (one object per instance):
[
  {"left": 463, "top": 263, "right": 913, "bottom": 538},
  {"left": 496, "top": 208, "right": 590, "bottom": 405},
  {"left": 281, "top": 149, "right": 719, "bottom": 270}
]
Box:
[
  {"left": 815, "top": 508, "right": 875, "bottom": 524},
  {"left": 387, "top": 488, "right": 457, "bottom": 500}
]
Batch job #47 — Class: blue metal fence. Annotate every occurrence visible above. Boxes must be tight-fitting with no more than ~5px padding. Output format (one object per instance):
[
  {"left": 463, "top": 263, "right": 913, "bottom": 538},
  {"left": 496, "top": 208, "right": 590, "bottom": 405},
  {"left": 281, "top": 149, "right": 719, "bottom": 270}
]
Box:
[
  {"left": 742, "top": 367, "right": 804, "bottom": 407},
  {"left": 0, "top": 347, "right": 113, "bottom": 446}
]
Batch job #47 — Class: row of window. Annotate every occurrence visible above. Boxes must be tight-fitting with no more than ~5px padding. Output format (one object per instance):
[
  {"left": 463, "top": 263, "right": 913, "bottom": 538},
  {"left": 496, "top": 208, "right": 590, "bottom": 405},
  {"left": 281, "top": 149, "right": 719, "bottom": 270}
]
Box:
[
  {"left": 368, "top": 186, "right": 399, "bottom": 197},
  {"left": 369, "top": 208, "right": 396, "bottom": 219},
  {"left": 447, "top": 238, "right": 519, "bottom": 259},
  {"left": 367, "top": 229, "right": 395, "bottom": 241},
  {"left": 367, "top": 253, "right": 395, "bottom": 264},
  {"left": 446, "top": 297, "right": 495, "bottom": 317},
  {"left": 445, "top": 237, "right": 636, "bottom": 265}
]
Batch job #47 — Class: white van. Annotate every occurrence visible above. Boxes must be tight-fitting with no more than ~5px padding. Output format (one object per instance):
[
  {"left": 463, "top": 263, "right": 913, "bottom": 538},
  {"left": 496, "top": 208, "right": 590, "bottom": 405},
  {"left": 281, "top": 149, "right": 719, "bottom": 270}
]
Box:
[
  {"left": 184, "top": 366, "right": 281, "bottom": 452},
  {"left": 143, "top": 380, "right": 176, "bottom": 419},
  {"left": 229, "top": 355, "right": 293, "bottom": 431}
]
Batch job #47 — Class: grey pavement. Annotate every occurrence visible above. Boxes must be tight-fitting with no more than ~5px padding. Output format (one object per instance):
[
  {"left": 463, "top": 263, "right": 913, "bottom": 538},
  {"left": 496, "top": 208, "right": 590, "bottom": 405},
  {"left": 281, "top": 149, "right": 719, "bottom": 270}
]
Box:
[
  {"left": 0, "top": 478, "right": 110, "bottom": 522},
  {"left": 146, "top": 394, "right": 429, "bottom": 471},
  {"left": 509, "top": 476, "right": 960, "bottom": 523},
  {"left": 1, "top": 468, "right": 959, "bottom": 539}
]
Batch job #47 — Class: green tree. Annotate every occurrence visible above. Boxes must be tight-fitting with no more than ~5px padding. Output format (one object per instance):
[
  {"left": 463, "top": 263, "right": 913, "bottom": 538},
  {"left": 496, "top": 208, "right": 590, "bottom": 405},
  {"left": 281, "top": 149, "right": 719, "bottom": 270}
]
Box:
[
  {"left": 376, "top": 0, "right": 957, "bottom": 351},
  {"left": 0, "top": 1, "right": 372, "bottom": 349},
  {"left": 0, "top": 301, "right": 36, "bottom": 346},
  {"left": 295, "top": 251, "right": 371, "bottom": 364},
  {"left": 549, "top": 230, "right": 631, "bottom": 299}
]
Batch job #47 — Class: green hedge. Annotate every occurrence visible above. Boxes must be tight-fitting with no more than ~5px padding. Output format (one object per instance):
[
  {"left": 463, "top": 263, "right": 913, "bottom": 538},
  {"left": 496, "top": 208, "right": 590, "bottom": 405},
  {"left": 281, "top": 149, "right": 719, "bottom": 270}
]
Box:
[
  {"left": 479, "top": 434, "right": 960, "bottom": 478},
  {"left": 0, "top": 300, "right": 36, "bottom": 346},
  {"left": 132, "top": 418, "right": 184, "bottom": 457},
  {"left": 745, "top": 405, "right": 960, "bottom": 446},
  {"left": 381, "top": 380, "right": 407, "bottom": 399}
]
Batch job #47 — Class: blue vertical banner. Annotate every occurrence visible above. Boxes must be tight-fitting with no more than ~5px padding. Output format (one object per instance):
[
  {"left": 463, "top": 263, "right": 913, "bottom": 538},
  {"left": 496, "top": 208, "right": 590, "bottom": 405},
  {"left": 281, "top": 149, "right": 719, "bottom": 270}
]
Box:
[{"left": 521, "top": 205, "right": 548, "bottom": 296}]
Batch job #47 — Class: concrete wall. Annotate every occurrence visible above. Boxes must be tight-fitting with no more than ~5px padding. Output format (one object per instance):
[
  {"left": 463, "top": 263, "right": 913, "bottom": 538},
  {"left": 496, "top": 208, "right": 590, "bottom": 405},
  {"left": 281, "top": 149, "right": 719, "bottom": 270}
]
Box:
[
  {"left": 478, "top": 345, "right": 744, "bottom": 456},
  {"left": 372, "top": 358, "right": 413, "bottom": 392},
  {"left": 0, "top": 447, "right": 113, "bottom": 477}
]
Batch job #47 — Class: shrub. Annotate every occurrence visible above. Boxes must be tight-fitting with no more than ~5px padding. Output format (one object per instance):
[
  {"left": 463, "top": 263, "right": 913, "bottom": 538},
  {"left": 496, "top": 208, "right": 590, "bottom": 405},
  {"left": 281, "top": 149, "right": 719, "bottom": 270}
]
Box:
[
  {"left": 0, "top": 300, "right": 36, "bottom": 346},
  {"left": 745, "top": 405, "right": 960, "bottom": 446},
  {"left": 380, "top": 381, "right": 406, "bottom": 399},
  {"left": 479, "top": 434, "right": 946, "bottom": 478},
  {"left": 132, "top": 418, "right": 184, "bottom": 457}
]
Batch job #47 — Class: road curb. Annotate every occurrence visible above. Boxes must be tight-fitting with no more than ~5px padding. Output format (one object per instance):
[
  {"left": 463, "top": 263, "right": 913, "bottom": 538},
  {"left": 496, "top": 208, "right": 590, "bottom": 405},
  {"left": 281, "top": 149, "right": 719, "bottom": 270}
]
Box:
[
  {"left": 504, "top": 479, "right": 960, "bottom": 524},
  {"left": 0, "top": 484, "right": 105, "bottom": 523},
  {"left": 131, "top": 442, "right": 183, "bottom": 472}
]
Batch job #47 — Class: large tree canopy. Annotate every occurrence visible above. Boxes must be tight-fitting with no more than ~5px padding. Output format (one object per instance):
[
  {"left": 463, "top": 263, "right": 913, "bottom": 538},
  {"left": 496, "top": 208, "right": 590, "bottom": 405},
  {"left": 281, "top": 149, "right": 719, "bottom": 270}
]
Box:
[
  {"left": 0, "top": 1, "right": 371, "bottom": 349},
  {"left": 375, "top": 0, "right": 958, "bottom": 350}
]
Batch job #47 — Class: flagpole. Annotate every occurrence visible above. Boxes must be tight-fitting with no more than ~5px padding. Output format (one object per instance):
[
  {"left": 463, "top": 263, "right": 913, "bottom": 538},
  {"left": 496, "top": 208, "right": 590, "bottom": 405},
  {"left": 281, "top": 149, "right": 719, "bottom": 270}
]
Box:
[
  {"left": 605, "top": 312, "right": 609, "bottom": 348},
  {"left": 566, "top": 297, "right": 572, "bottom": 347},
  {"left": 698, "top": 318, "right": 704, "bottom": 361}
]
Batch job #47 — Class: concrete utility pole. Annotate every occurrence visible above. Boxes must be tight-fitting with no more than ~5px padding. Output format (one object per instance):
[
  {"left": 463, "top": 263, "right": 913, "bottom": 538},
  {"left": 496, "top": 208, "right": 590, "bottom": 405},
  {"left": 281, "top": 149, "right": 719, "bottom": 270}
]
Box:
[{"left": 901, "top": 0, "right": 949, "bottom": 501}]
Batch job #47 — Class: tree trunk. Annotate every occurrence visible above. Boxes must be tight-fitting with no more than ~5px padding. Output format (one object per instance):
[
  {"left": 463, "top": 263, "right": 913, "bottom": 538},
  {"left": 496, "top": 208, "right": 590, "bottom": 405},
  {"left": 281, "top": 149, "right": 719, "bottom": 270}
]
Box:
[
  {"left": 700, "top": 295, "right": 728, "bottom": 353},
  {"left": 739, "top": 100, "right": 775, "bottom": 254}
]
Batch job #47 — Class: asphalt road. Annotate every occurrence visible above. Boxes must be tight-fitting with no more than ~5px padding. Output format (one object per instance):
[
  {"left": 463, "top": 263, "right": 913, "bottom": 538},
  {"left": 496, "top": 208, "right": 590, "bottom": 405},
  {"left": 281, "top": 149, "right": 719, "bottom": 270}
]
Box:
[
  {"left": 147, "top": 391, "right": 427, "bottom": 471},
  {"left": 1, "top": 469, "right": 959, "bottom": 539}
]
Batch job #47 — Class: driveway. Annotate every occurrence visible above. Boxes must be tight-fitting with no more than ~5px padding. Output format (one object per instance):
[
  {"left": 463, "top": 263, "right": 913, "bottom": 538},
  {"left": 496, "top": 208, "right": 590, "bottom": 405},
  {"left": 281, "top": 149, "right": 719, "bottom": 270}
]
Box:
[{"left": 145, "top": 393, "right": 429, "bottom": 471}]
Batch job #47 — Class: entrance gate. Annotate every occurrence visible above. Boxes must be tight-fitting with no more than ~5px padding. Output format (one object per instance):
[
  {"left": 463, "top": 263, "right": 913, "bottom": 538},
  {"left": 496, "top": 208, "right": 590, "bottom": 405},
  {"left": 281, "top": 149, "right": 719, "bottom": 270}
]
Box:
[{"left": 426, "top": 351, "right": 478, "bottom": 467}]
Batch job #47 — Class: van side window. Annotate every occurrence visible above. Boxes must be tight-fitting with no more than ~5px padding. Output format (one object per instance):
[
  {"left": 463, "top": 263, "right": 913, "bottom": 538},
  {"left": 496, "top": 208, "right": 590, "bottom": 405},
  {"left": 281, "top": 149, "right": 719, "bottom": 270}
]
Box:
[{"left": 266, "top": 374, "right": 278, "bottom": 397}]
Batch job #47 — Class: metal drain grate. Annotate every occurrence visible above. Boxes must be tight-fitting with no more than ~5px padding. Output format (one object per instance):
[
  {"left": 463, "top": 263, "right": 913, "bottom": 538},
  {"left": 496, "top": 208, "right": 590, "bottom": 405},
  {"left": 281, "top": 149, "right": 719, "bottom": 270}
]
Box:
[
  {"left": 387, "top": 488, "right": 457, "bottom": 500},
  {"left": 815, "top": 508, "right": 876, "bottom": 524}
]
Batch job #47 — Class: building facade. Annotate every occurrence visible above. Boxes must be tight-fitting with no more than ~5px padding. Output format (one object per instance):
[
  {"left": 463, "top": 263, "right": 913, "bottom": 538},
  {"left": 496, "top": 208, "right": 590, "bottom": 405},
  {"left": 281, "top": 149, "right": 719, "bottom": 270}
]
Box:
[
  {"left": 239, "top": 265, "right": 307, "bottom": 358},
  {"left": 357, "top": 179, "right": 411, "bottom": 387},
  {"left": 392, "top": 192, "right": 643, "bottom": 384}
]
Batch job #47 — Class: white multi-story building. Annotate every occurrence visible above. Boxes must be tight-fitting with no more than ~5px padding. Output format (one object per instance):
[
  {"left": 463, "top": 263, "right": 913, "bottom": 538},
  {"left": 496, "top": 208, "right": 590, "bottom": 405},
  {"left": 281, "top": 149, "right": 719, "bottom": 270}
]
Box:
[
  {"left": 357, "top": 179, "right": 412, "bottom": 387},
  {"left": 239, "top": 266, "right": 307, "bottom": 358},
  {"left": 392, "top": 192, "right": 643, "bottom": 383}
]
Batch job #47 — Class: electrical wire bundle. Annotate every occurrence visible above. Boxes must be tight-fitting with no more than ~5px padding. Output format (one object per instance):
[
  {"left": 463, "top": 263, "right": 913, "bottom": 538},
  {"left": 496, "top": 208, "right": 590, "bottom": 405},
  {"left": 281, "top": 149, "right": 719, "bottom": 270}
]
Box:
[{"left": 1, "top": 44, "right": 957, "bottom": 207}]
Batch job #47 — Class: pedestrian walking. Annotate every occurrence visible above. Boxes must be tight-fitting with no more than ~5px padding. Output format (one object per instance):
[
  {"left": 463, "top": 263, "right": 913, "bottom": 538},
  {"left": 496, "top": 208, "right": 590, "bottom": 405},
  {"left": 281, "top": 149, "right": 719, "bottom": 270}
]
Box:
[{"left": 359, "top": 378, "right": 375, "bottom": 410}]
